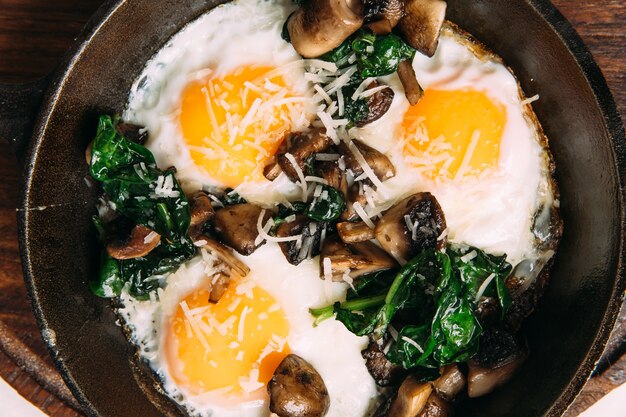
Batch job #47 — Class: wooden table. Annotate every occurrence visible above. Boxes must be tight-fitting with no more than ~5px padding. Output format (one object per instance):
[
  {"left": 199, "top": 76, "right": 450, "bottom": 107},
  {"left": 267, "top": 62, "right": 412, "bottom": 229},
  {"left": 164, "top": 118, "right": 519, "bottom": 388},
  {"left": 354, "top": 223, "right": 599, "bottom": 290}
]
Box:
[{"left": 0, "top": 1, "right": 623, "bottom": 416}]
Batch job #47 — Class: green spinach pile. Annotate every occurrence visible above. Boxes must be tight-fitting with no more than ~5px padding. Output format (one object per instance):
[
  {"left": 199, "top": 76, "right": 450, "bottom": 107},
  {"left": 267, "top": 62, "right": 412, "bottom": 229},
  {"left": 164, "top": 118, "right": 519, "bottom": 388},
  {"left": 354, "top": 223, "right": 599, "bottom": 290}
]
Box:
[
  {"left": 317, "top": 29, "right": 415, "bottom": 126},
  {"left": 89, "top": 115, "right": 196, "bottom": 300},
  {"left": 311, "top": 245, "right": 512, "bottom": 379}
]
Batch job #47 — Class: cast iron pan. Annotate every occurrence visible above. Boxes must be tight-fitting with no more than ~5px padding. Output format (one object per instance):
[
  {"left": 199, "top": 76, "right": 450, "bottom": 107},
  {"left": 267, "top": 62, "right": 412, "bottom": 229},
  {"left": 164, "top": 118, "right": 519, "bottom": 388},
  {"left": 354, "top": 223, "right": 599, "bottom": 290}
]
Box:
[{"left": 0, "top": 0, "right": 623, "bottom": 416}]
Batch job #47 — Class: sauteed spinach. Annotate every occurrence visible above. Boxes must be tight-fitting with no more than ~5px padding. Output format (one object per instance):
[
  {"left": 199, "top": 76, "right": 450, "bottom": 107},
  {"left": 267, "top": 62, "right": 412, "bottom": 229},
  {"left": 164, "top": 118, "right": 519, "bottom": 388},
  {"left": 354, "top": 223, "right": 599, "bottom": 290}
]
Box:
[
  {"left": 89, "top": 115, "right": 195, "bottom": 299},
  {"left": 310, "top": 245, "right": 512, "bottom": 373},
  {"left": 318, "top": 29, "right": 415, "bottom": 126}
]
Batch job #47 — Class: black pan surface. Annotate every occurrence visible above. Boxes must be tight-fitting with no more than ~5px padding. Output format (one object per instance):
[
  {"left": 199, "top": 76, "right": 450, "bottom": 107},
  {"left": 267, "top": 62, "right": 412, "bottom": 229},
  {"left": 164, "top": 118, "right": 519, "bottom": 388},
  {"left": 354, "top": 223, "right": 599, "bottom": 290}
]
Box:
[{"left": 2, "top": 0, "right": 624, "bottom": 416}]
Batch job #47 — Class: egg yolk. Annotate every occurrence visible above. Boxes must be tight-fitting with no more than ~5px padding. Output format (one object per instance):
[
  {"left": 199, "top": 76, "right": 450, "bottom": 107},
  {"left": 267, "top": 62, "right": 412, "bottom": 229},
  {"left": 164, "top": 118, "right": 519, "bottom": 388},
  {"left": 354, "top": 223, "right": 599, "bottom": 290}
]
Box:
[
  {"left": 402, "top": 89, "right": 506, "bottom": 181},
  {"left": 180, "top": 66, "right": 300, "bottom": 188},
  {"left": 166, "top": 278, "right": 290, "bottom": 397}
]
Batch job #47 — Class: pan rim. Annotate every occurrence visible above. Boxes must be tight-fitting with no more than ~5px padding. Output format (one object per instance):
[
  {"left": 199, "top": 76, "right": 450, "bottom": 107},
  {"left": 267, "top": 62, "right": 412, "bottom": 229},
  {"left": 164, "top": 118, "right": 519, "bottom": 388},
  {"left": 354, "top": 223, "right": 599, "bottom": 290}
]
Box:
[{"left": 16, "top": 0, "right": 626, "bottom": 416}]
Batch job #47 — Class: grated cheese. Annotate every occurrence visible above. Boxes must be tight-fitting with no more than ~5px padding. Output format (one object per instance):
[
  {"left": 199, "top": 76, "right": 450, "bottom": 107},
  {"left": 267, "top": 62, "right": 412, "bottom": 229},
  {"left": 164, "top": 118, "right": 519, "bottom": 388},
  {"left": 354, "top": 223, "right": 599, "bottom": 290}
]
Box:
[
  {"left": 353, "top": 202, "right": 376, "bottom": 229},
  {"left": 284, "top": 152, "right": 309, "bottom": 201},
  {"left": 475, "top": 273, "right": 497, "bottom": 302}
]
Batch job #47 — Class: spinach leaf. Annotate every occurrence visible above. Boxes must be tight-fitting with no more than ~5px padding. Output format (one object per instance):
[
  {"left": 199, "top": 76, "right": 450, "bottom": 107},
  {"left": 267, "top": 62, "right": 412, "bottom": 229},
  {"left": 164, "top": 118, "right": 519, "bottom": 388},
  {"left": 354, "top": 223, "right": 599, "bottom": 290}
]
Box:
[
  {"left": 310, "top": 244, "right": 514, "bottom": 375},
  {"left": 270, "top": 201, "right": 307, "bottom": 234},
  {"left": 449, "top": 246, "right": 513, "bottom": 316},
  {"left": 89, "top": 115, "right": 195, "bottom": 299},
  {"left": 304, "top": 185, "right": 345, "bottom": 222},
  {"left": 90, "top": 252, "right": 124, "bottom": 298},
  {"left": 351, "top": 30, "right": 415, "bottom": 78},
  {"left": 220, "top": 188, "right": 247, "bottom": 206}
]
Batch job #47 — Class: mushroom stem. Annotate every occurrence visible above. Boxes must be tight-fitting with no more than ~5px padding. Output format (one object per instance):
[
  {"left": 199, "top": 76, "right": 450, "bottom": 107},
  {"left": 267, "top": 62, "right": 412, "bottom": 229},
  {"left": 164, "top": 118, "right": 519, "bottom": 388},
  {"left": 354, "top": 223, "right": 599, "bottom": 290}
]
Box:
[{"left": 397, "top": 60, "right": 424, "bottom": 106}]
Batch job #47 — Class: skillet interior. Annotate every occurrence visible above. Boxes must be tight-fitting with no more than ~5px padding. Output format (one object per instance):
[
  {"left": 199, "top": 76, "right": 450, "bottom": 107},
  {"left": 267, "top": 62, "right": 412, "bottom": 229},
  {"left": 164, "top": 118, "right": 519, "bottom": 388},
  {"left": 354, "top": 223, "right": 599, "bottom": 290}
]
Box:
[{"left": 19, "top": 0, "right": 624, "bottom": 416}]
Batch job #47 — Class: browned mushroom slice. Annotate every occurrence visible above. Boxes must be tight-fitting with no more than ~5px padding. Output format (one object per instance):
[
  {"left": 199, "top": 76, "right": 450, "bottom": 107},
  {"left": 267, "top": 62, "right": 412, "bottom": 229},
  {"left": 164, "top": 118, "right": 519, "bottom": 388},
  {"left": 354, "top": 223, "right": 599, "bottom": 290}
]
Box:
[
  {"left": 337, "top": 221, "right": 376, "bottom": 243},
  {"left": 363, "top": 0, "right": 405, "bottom": 27},
  {"left": 264, "top": 134, "right": 294, "bottom": 181},
  {"left": 367, "top": 19, "right": 394, "bottom": 35},
  {"left": 85, "top": 141, "right": 94, "bottom": 165},
  {"left": 276, "top": 215, "right": 324, "bottom": 265},
  {"left": 341, "top": 181, "right": 371, "bottom": 222},
  {"left": 467, "top": 328, "right": 527, "bottom": 398},
  {"left": 268, "top": 354, "right": 330, "bottom": 417},
  {"left": 317, "top": 160, "right": 348, "bottom": 193},
  {"left": 356, "top": 82, "right": 395, "bottom": 127},
  {"left": 433, "top": 364, "right": 466, "bottom": 401},
  {"left": 106, "top": 224, "right": 161, "bottom": 260},
  {"left": 374, "top": 192, "right": 446, "bottom": 262},
  {"left": 188, "top": 191, "right": 215, "bottom": 238},
  {"left": 397, "top": 0, "right": 447, "bottom": 57},
  {"left": 361, "top": 341, "right": 406, "bottom": 386},
  {"left": 320, "top": 238, "right": 397, "bottom": 280},
  {"left": 116, "top": 122, "right": 148, "bottom": 144},
  {"left": 339, "top": 139, "right": 395, "bottom": 181},
  {"left": 387, "top": 376, "right": 432, "bottom": 417},
  {"left": 214, "top": 204, "right": 269, "bottom": 256},
  {"left": 278, "top": 130, "right": 334, "bottom": 183},
  {"left": 209, "top": 272, "right": 230, "bottom": 303},
  {"left": 397, "top": 60, "right": 424, "bottom": 106},
  {"left": 198, "top": 236, "right": 250, "bottom": 278},
  {"left": 287, "top": 0, "right": 364, "bottom": 58},
  {"left": 416, "top": 393, "right": 453, "bottom": 417}
]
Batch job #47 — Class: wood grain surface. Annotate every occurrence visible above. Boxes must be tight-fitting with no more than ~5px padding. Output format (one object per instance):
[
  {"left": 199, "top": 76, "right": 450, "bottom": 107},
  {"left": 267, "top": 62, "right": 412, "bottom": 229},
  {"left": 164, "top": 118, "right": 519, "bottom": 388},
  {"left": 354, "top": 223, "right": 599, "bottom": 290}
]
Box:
[{"left": 0, "top": 1, "right": 623, "bottom": 416}]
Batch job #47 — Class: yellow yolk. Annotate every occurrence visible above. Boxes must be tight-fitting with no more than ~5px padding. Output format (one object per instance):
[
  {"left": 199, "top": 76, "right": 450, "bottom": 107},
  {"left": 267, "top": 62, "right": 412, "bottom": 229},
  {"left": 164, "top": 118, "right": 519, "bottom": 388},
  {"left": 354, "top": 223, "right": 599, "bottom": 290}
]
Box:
[
  {"left": 180, "top": 66, "right": 299, "bottom": 188},
  {"left": 166, "top": 278, "right": 290, "bottom": 396},
  {"left": 402, "top": 89, "right": 506, "bottom": 181}
]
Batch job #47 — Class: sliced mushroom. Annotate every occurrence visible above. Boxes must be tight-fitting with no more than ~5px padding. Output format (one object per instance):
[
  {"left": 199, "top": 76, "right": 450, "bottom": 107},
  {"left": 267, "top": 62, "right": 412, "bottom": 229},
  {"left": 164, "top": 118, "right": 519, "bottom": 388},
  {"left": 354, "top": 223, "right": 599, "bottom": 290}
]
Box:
[
  {"left": 387, "top": 376, "right": 432, "bottom": 417},
  {"left": 397, "top": 60, "right": 424, "bottom": 106},
  {"left": 341, "top": 181, "right": 371, "bottom": 222},
  {"left": 264, "top": 134, "right": 294, "bottom": 181},
  {"left": 475, "top": 296, "right": 501, "bottom": 327},
  {"left": 214, "top": 204, "right": 269, "bottom": 255},
  {"left": 116, "top": 122, "right": 148, "bottom": 144},
  {"left": 362, "top": 341, "right": 406, "bottom": 386},
  {"left": 397, "top": 0, "right": 446, "bottom": 57},
  {"left": 339, "top": 139, "right": 396, "bottom": 181},
  {"left": 433, "top": 364, "right": 466, "bottom": 401},
  {"left": 317, "top": 160, "right": 348, "bottom": 193},
  {"left": 276, "top": 215, "right": 324, "bottom": 265},
  {"left": 106, "top": 224, "right": 161, "bottom": 260},
  {"left": 198, "top": 236, "right": 250, "bottom": 278},
  {"left": 467, "top": 328, "right": 527, "bottom": 398},
  {"left": 85, "top": 141, "right": 93, "bottom": 165},
  {"left": 320, "top": 237, "right": 397, "bottom": 280},
  {"left": 356, "top": 82, "right": 395, "bottom": 127},
  {"left": 188, "top": 191, "right": 215, "bottom": 238},
  {"left": 278, "top": 130, "right": 334, "bottom": 183},
  {"left": 337, "top": 221, "right": 376, "bottom": 243},
  {"left": 505, "top": 256, "right": 553, "bottom": 331},
  {"left": 363, "top": 0, "right": 405, "bottom": 27},
  {"left": 367, "top": 18, "right": 394, "bottom": 35},
  {"left": 416, "top": 393, "right": 453, "bottom": 417},
  {"left": 374, "top": 192, "right": 446, "bottom": 262},
  {"left": 287, "top": 0, "right": 364, "bottom": 58},
  {"left": 268, "top": 354, "right": 330, "bottom": 417},
  {"left": 208, "top": 272, "right": 231, "bottom": 303}
]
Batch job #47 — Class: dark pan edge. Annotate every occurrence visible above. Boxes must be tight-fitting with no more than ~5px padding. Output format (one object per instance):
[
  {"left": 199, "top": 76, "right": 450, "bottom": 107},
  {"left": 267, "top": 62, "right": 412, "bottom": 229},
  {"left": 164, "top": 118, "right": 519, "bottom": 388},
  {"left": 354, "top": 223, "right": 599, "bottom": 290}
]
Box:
[
  {"left": 524, "top": 0, "right": 626, "bottom": 416},
  {"left": 16, "top": 0, "right": 625, "bottom": 416},
  {"left": 18, "top": 1, "right": 131, "bottom": 415}
]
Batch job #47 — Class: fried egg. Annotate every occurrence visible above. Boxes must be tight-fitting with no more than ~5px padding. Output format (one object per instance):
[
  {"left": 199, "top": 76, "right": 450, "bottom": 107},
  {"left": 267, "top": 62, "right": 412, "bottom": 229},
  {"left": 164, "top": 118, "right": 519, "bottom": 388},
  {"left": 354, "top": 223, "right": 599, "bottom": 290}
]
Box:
[
  {"left": 355, "top": 26, "right": 555, "bottom": 265},
  {"left": 119, "top": 243, "right": 379, "bottom": 417},
  {"left": 124, "top": 0, "right": 316, "bottom": 206},
  {"left": 119, "top": 0, "right": 559, "bottom": 416}
]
